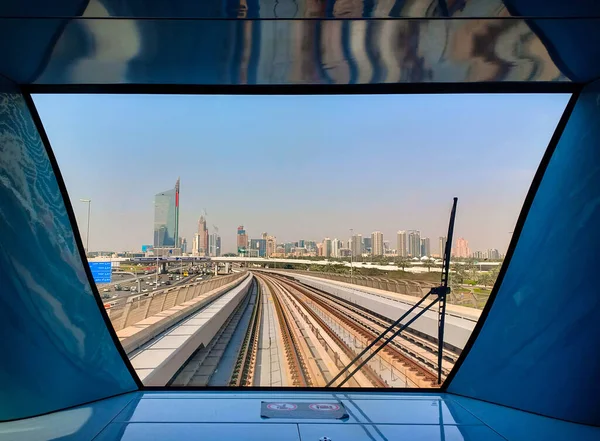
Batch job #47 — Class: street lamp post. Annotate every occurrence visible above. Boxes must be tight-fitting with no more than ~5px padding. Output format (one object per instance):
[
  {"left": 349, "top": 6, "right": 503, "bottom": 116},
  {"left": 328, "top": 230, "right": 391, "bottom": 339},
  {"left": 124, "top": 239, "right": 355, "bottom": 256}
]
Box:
[{"left": 80, "top": 199, "right": 91, "bottom": 255}]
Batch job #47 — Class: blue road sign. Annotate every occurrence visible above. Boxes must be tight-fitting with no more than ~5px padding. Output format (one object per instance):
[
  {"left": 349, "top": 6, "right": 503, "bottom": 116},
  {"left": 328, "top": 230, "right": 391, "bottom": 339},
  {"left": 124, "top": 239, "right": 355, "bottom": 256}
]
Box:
[{"left": 89, "top": 261, "right": 112, "bottom": 284}]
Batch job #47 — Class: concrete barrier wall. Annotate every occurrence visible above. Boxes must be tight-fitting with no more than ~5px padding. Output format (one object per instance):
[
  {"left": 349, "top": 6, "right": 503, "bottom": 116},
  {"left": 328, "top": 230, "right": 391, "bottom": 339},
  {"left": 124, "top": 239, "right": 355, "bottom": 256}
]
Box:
[{"left": 142, "top": 275, "right": 253, "bottom": 386}]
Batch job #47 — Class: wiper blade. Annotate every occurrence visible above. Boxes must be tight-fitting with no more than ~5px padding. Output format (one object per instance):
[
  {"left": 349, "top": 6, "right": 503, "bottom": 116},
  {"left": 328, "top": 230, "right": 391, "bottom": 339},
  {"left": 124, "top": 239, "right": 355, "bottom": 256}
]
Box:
[{"left": 326, "top": 197, "right": 457, "bottom": 388}]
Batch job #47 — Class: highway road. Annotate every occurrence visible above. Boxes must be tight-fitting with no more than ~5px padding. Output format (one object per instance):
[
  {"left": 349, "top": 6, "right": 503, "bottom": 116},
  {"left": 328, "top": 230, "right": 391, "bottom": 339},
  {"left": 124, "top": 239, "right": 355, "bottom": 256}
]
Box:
[{"left": 98, "top": 269, "right": 211, "bottom": 306}]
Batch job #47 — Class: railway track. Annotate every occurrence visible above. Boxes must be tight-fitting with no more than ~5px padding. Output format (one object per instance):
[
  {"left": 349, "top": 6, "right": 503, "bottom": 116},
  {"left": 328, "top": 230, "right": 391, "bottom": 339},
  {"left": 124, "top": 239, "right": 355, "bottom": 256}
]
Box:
[
  {"left": 263, "top": 272, "right": 454, "bottom": 386},
  {"left": 172, "top": 271, "right": 455, "bottom": 388},
  {"left": 283, "top": 276, "right": 457, "bottom": 371},
  {"left": 170, "top": 280, "right": 257, "bottom": 386},
  {"left": 269, "top": 272, "right": 458, "bottom": 359},
  {"left": 229, "top": 280, "right": 262, "bottom": 386},
  {"left": 256, "top": 273, "right": 386, "bottom": 387}
]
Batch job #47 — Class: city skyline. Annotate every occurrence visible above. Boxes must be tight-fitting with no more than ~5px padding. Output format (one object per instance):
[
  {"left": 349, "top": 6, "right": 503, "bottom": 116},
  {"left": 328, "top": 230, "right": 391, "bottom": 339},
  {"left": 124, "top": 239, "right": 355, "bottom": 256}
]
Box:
[{"left": 32, "top": 93, "right": 571, "bottom": 254}]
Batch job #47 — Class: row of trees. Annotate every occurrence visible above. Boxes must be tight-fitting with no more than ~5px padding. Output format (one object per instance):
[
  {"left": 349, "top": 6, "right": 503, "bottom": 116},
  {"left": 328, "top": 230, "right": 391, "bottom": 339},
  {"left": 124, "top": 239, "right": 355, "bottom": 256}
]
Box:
[
  {"left": 451, "top": 263, "right": 501, "bottom": 287},
  {"left": 277, "top": 260, "right": 501, "bottom": 287}
]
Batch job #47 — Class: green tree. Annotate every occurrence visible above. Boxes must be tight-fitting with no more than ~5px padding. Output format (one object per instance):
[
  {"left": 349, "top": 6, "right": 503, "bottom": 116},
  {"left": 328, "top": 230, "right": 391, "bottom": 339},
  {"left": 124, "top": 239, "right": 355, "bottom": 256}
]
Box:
[
  {"left": 422, "top": 259, "right": 434, "bottom": 272},
  {"left": 478, "top": 272, "right": 493, "bottom": 287},
  {"left": 396, "top": 257, "right": 411, "bottom": 271},
  {"left": 452, "top": 263, "right": 466, "bottom": 284}
]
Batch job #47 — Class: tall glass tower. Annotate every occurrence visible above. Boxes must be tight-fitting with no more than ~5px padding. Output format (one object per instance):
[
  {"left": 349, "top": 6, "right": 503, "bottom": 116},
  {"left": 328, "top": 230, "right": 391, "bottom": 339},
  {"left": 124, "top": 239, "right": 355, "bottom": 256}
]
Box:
[{"left": 153, "top": 178, "right": 180, "bottom": 248}]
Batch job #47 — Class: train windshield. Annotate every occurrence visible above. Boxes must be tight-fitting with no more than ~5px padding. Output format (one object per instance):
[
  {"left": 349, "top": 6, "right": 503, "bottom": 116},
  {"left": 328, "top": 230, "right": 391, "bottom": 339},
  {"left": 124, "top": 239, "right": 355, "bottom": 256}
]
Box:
[{"left": 33, "top": 93, "right": 570, "bottom": 388}]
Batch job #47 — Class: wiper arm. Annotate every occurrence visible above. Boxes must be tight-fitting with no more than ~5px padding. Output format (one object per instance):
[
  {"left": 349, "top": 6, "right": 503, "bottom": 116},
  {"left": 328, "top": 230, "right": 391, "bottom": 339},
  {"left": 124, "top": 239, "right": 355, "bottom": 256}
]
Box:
[{"left": 326, "top": 197, "right": 458, "bottom": 388}]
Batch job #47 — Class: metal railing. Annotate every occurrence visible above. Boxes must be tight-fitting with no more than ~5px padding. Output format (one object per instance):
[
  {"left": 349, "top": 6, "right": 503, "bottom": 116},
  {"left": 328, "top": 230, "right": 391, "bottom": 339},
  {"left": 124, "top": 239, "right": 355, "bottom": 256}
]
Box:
[
  {"left": 274, "top": 270, "right": 431, "bottom": 296},
  {"left": 270, "top": 270, "right": 485, "bottom": 309},
  {"left": 106, "top": 272, "right": 247, "bottom": 331}
]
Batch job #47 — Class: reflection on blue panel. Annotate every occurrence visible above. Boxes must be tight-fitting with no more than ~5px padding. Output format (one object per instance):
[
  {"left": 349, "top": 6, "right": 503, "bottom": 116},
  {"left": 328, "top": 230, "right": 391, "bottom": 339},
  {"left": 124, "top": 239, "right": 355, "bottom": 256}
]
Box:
[
  {"left": 0, "top": 81, "right": 137, "bottom": 421},
  {"left": 448, "top": 82, "right": 600, "bottom": 426},
  {"left": 0, "top": 0, "right": 507, "bottom": 19},
  {"left": 0, "top": 18, "right": 570, "bottom": 85}
]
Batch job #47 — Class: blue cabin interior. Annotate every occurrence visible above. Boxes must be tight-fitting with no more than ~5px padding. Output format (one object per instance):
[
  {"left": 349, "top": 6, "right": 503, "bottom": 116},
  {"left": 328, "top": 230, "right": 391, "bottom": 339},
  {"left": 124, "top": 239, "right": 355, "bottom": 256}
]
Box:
[{"left": 1, "top": 1, "right": 600, "bottom": 440}]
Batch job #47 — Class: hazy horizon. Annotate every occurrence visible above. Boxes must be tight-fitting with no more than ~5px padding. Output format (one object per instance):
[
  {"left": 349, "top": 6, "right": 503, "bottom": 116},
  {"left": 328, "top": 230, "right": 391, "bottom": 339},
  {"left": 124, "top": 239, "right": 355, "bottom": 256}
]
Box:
[{"left": 33, "top": 93, "right": 570, "bottom": 255}]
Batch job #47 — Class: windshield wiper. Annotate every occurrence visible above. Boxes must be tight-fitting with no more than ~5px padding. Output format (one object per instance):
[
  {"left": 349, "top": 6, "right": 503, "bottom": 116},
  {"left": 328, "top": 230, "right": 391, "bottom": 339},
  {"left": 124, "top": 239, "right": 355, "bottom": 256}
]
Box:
[{"left": 326, "top": 197, "right": 458, "bottom": 387}]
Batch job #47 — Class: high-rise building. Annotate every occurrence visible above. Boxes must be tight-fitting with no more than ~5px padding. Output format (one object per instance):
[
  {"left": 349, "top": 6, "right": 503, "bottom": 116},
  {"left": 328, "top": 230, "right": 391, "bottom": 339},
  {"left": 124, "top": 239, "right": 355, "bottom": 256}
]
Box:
[
  {"left": 453, "top": 237, "right": 471, "bottom": 258},
  {"left": 192, "top": 233, "right": 201, "bottom": 256},
  {"left": 153, "top": 178, "right": 180, "bottom": 248},
  {"left": 237, "top": 226, "right": 248, "bottom": 254},
  {"left": 407, "top": 230, "right": 421, "bottom": 257},
  {"left": 180, "top": 238, "right": 187, "bottom": 254},
  {"left": 487, "top": 248, "right": 501, "bottom": 259},
  {"left": 397, "top": 231, "right": 408, "bottom": 257},
  {"left": 372, "top": 231, "right": 384, "bottom": 256},
  {"left": 298, "top": 239, "right": 305, "bottom": 248},
  {"left": 196, "top": 216, "right": 209, "bottom": 256},
  {"left": 208, "top": 233, "right": 215, "bottom": 256},
  {"left": 351, "top": 234, "right": 363, "bottom": 257},
  {"left": 439, "top": 236, "right": 448, "bottom": 258},
  {"left": 250, "top": 238, "right": 267, "bottom": 257},
  {"left": 266, "top": 235, "right": 276, "bottom": 257},
  {"left": 284, "top": 242, "right": 295, "bottom": 255},
  {"left": 331, "top": 238, "right": 341, "bottom": 257},
  {"left": 363, "top": 237, "right": 372, "bottom": 253},
  {"left": 421, "top": 237, "right": 431, "bottom": 257},
  {"left": 323, "top": 238, "right": 332, "bottom": 258},
  {"left": 209, "top": 233, "right": 221, "bottom": 257}
]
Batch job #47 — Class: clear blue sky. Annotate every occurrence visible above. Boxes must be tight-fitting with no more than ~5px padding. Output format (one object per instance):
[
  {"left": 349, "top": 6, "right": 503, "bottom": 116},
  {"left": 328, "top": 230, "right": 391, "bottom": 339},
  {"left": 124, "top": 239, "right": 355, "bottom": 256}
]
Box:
[{"left": 33, "top": 93, "right": 570, "bottom": 255}]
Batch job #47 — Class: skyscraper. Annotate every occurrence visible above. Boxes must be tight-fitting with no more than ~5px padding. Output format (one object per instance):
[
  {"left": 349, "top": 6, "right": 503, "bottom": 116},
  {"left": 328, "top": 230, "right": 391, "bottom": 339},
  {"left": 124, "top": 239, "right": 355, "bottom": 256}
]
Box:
[
  {"left": 351, "top": 234, "right": 363, "bottom": 257},
  {"left": 180, "top": 238, "right": 187, "bottom": 254},
  {"left": 266, "top": 235, "right": 276, "bottom": 257},
  {"left": 197, "top": 216, "right": 209, "bottom": 256},
  {"left": 192, "top": 233, "right": 201, "bottom": 256},
  {"left": 453, "top": 237, "right": 471, "bottom": 258},
  {"left": 284, "top": 242, "right": 295, "bottom": 254},
  {"left": 250, "top": 239, "right": 267, "bottom": 257},
  {"left": 153, "top": 178, "right": 180, "bottom": 248},
  {"left": 209, "top": 233, "right": 221, "bottom": 257},
  {"left": 439, "top": 236, "right": 448, "bottom": 258},
  {"left": 407, "top": 230, "right": 421, "bottom": 257},
  {"left": 487, "top": 248, "right": 501, "bottom": 259},
  {"left": 331, "top": 238, "right": 341, "bottom": 257},
  {"left": 397, "top": 231, "right": 408, "bottom": 257},
  {"left": 372, "top": 231, "right": 384, "bottom": 256},
  {"left": 363, "top": 237, "right": 372, "bottom": 253},
  {"left": 323, "top": 238, "right": 332, "bottom": 258},
  {"left": 237, "top": 226, "right": 248, "bottom": 253},
  {"left": 421, "top": 237, "right": 431, "bottom": 257}
]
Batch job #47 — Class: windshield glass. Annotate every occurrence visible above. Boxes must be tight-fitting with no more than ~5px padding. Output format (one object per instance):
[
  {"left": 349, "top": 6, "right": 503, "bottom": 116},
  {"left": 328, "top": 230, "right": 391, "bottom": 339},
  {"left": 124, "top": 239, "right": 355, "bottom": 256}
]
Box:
[{"left": 33, "top": 93, "right": 569, "bottom": 388}]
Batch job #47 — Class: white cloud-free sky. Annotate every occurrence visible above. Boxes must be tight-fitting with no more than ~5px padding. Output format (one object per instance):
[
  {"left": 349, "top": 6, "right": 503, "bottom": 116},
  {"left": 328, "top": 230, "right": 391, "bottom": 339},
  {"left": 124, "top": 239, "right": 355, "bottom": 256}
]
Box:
[{"left": 34, "top": 93, "right": 570, "bottom": 254}]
